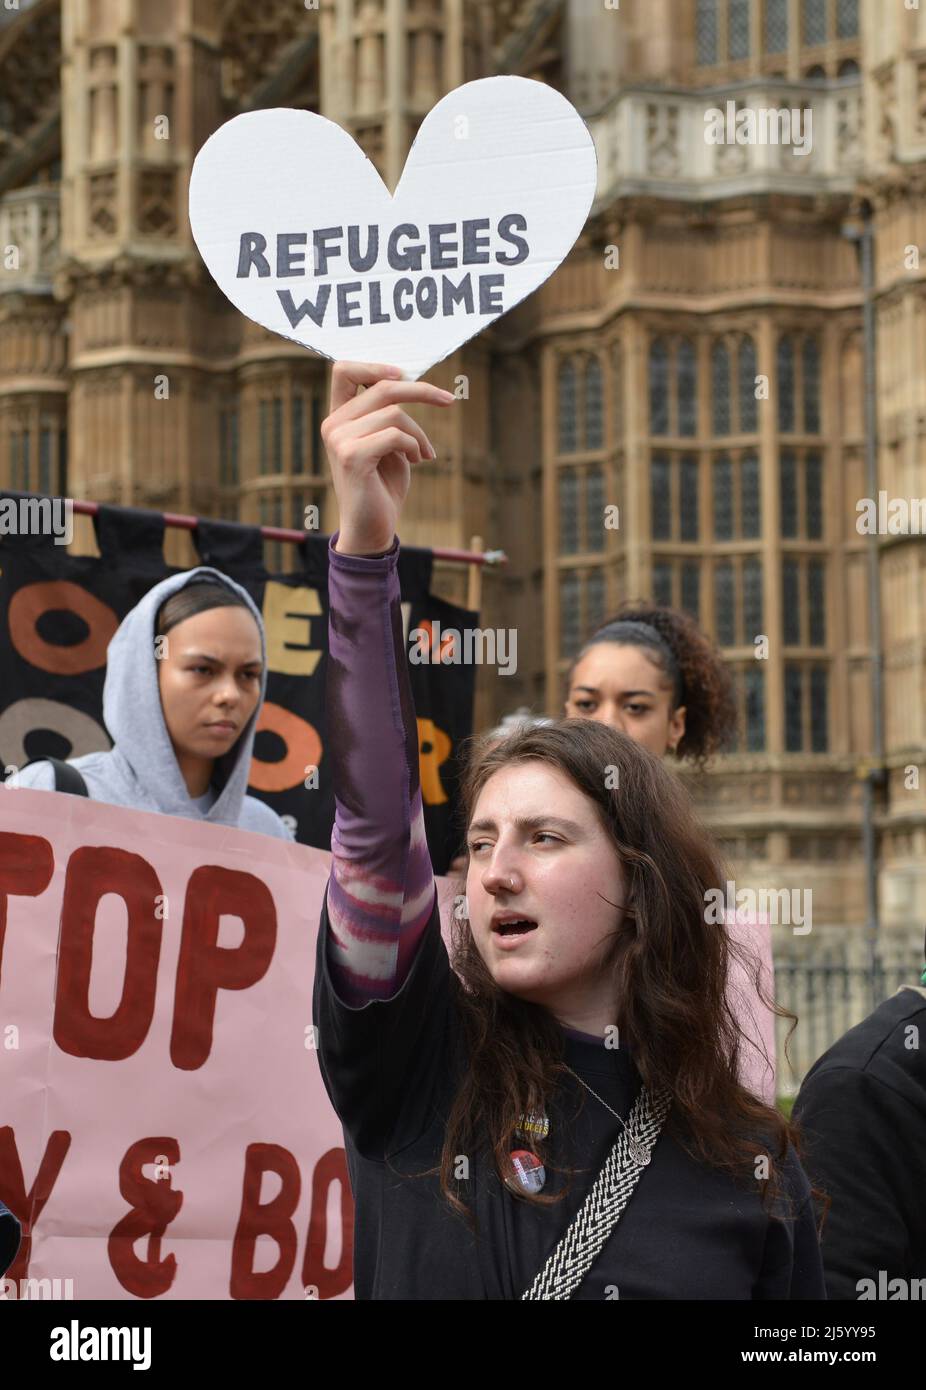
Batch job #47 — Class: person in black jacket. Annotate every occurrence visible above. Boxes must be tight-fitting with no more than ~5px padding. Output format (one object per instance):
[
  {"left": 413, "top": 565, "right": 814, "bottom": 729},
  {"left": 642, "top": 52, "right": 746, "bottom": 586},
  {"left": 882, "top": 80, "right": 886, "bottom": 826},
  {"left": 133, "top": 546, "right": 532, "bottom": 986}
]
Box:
[
  {"left": 0, "top": 1198, "right": 21, "bottom": 1279},
  {"left": 793, "top": 963, "right": 926, "bottom": 1300}
]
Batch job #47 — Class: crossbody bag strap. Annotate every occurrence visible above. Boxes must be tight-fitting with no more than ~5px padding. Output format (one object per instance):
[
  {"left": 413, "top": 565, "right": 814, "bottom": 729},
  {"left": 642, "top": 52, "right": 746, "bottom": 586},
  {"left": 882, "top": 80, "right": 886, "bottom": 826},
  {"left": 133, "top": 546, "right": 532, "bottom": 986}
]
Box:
[{"left": 521, "top": 1084, "right": 672, "bottom": 1301}]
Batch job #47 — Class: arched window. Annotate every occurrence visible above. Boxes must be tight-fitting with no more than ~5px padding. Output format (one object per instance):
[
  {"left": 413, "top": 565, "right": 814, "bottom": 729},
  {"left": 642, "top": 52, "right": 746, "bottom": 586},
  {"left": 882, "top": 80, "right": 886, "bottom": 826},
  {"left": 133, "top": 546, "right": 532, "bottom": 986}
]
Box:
[
  {"left": 837, "top": 58, "right": 859, "bottom": 76},
  {"left": 696, "top": 0, "right": 718, "bottom": 65},
  {"left": 649, "top": 339, "right": 669, "bottom": 435},
  {"left": 777, "top": 335, "right": 795, "bottom": 432},
  {"left": 557, "top": 359, "right": 578, "bottom": 453},
  {"left": 765, "top": 0, "right": 788, "bottom": 54},
  {"left": 677, "top": 338, "right": 697, "bottom": 436},
  {"left": 802, "top": 337, "right": 820, "bottom": 433},
  {"left": 803, "top": 0, "right": 827, "bottom": 46},
  {"left": 712, "top": 340, "right": 731, "bottom": 436},
  {"left": 559, "top": 469, "right": 580, "bottom": 554},
  {"left": 585, "top": 356, "right": 604, "bottom": 449},
  {"left": 729, "top": 0, "right": 751, "bottom": 59},
  {"left": 738, "top": 336, "right": 758, "bottom": 432},
  {"left": 805, "top": 63, "right": 826, "bottom": 78}
]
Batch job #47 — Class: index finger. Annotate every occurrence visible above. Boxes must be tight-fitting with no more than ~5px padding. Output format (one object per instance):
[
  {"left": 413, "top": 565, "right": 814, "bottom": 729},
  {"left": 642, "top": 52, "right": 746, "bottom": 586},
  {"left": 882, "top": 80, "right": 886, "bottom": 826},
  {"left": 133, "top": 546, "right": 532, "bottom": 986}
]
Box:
[{"left": 330, "top": 361, "right": 404, "bottom": 413}]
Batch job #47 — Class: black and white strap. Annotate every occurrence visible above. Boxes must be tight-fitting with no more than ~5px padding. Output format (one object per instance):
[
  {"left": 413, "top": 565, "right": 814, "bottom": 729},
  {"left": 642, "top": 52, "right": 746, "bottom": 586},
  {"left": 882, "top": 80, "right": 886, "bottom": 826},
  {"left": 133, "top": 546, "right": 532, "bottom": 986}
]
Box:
[{"left": 521, "top": 1085, "right": 672, "bottom": 1300}]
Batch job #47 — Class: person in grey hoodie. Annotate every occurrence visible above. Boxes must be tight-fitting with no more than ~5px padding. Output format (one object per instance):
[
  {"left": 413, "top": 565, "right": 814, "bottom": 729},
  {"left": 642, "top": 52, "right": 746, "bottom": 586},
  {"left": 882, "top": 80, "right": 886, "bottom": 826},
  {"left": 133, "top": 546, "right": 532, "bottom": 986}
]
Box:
[{"left": 8, "top": 566, "right": 293, "bottom": 841}]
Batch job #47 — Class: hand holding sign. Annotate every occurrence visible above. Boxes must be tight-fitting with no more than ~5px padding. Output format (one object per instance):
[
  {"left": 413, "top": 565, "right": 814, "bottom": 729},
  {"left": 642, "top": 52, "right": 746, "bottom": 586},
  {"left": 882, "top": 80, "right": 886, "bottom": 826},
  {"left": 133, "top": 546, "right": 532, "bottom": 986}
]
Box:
[
  {"left": 189, "top": 77, "right": 598, "bottom": 379},
  {"left": 323, "top": 363, "right": 456, "bottom": 557}
]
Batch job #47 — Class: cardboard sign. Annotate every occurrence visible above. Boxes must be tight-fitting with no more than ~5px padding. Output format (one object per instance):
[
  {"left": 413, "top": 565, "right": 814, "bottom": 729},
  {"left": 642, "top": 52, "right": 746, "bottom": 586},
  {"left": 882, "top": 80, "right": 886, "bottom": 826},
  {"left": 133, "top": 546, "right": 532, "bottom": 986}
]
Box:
[
  {"left": 188, "top": 77, "right": 598, "bottom": 380},
  {"left": 0, "top": 790, "right": 775, "bottom": 1301}
]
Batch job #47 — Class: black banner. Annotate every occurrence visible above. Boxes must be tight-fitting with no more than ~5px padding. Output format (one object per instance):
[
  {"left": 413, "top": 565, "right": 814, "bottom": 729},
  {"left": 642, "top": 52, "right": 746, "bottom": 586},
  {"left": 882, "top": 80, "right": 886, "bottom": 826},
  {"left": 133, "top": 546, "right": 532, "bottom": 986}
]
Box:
[{"left": 0, "top": 497, "right": 476, "bottom": 874}]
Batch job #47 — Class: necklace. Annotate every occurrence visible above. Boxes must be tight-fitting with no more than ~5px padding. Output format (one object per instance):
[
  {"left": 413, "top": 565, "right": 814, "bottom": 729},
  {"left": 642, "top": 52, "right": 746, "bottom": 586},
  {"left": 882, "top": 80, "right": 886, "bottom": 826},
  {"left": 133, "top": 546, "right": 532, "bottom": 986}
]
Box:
[{"left": 562, "top": 1064, "right": 652, "bottom": 1167}]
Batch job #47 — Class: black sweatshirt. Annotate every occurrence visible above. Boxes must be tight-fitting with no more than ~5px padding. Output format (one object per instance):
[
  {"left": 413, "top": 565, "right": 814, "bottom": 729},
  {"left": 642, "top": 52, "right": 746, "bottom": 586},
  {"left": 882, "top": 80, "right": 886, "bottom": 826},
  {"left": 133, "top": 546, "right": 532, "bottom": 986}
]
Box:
[
  {"left": 313, "top": 888, "right": 827, "bottom": 1301},
  {"left": 793, "top": 985, "right": 926, "bottom": 1300}
]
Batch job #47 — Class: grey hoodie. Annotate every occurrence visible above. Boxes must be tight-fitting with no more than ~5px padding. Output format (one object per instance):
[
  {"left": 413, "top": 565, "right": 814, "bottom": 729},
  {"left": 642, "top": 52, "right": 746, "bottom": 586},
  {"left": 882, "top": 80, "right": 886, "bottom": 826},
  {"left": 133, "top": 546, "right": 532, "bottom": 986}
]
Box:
[{"left": 9, "top": 566, "right": 293, "bottom": 841}]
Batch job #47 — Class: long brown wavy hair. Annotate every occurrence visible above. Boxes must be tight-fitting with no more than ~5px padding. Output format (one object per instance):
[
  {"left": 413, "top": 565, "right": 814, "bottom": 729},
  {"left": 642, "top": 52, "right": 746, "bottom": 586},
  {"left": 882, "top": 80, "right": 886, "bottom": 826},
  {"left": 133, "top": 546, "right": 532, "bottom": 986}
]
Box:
[{"left": 435, "top": 717, "right": 802, "bottom": 1226}]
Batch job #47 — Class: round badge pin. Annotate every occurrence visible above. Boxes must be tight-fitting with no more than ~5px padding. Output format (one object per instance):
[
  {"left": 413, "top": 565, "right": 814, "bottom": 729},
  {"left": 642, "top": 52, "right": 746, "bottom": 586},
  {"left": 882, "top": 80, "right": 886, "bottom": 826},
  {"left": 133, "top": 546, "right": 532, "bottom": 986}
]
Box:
[{"left": 506, "top": 1149, "right": 546, "bottom": 1195}]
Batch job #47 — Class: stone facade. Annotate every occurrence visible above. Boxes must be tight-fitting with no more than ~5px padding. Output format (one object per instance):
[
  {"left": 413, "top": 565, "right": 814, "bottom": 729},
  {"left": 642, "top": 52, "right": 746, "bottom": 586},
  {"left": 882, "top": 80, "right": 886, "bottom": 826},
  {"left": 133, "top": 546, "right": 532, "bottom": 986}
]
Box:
[{"left": 1, "top": 0, "right": 924, "bottom": 960}]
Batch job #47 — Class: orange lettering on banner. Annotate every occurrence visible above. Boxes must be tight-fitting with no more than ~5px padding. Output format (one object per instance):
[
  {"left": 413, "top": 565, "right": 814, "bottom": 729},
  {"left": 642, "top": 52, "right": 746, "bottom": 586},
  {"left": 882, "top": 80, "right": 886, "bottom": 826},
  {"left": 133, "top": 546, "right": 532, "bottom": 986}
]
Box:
[
  {"left": 0, "top": 1127, "right": 72, "bottom": 1284},
  {"left": 0, "top": 833, "right": 54, "bottom": 988},
  {"left": 417, "top": 717, "right": 452, "bottom": 806},
  {"left": 230, "top": 1142, "right": 301, "bottom": 1300},
  {"left": 248, "top": 701, "right": 323, "bottom": 793},
  {"left": 8, "top": 581, "right": 118, "bottom": 675},
  {"left": 302, "top": 1146, "right": 353, "bottom": 1300},
  {"left": 108, "top": 1137, "right": 183, "bottom": 1298},
  {"left": 170, "top": 866, "right": 277, "bottom": 1071},
  {"left": 54, "top": 847, "right": 164, "bottom": 1061}
]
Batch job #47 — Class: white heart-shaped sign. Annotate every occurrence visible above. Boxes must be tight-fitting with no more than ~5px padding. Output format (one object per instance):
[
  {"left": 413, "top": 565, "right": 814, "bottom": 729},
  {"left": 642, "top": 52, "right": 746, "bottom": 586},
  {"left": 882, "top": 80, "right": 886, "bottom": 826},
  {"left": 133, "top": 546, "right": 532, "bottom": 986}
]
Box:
[{"left": 189, "top": 77, "right": 597, "bottom": 380}]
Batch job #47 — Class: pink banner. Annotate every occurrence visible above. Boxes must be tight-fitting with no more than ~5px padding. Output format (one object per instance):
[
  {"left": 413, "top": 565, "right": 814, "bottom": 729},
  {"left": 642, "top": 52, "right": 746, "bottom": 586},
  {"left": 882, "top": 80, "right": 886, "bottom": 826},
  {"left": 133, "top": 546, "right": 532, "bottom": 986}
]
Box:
[{"left": 0, "top": 788, "right": 775, "bottom": 1301}]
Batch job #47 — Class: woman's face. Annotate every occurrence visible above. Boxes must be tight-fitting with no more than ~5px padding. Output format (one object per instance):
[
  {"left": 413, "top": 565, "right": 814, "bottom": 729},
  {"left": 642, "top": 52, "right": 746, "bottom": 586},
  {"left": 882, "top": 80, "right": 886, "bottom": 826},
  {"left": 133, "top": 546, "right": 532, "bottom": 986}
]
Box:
[
  {"left": 157, "top": 606, "right": 263, "bottom": 764},
  {"left": 565, "top": 642, "right": 685, "bottom": 758},
  {"left": 465, "top": 760, "right": 627, "bottom": 1024}
]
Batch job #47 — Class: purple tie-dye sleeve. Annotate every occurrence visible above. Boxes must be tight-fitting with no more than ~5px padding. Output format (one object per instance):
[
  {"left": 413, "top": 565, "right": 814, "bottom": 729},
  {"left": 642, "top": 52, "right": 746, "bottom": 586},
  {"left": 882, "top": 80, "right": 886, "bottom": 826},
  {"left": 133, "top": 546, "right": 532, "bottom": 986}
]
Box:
[{"left": 324, "top": 531, "right": 438, "bottom": 1005}]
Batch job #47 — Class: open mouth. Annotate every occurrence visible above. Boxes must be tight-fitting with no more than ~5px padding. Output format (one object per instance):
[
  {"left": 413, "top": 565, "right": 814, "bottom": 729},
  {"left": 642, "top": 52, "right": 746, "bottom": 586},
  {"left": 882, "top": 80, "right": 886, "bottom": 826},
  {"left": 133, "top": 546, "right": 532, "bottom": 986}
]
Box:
[{"left": 493, "top": 918, "right": 538, "bottom": 937}]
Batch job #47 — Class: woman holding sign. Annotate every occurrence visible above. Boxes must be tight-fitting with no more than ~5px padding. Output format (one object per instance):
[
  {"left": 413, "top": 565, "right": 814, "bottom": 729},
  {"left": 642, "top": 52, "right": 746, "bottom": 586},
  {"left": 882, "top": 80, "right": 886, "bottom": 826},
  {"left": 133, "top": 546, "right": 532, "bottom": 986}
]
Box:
[{"left": 313, "top": 361, "right": 825, "bottom": 1300}]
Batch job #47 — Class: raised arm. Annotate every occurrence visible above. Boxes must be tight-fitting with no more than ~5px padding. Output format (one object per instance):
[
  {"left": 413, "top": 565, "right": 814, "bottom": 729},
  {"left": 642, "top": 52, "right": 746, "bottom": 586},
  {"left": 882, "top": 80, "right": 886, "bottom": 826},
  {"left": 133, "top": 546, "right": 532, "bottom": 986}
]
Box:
[{"left": 322, "top": 362, "right": 456, "bottom": 1006}]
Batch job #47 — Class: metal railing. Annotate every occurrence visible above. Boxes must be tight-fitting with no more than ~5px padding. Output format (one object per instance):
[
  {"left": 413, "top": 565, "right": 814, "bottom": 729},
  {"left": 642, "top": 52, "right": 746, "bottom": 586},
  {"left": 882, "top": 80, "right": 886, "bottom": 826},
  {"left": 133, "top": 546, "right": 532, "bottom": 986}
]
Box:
[{"left": 773, "top": 945, "right": 922, "bottom": 1097}]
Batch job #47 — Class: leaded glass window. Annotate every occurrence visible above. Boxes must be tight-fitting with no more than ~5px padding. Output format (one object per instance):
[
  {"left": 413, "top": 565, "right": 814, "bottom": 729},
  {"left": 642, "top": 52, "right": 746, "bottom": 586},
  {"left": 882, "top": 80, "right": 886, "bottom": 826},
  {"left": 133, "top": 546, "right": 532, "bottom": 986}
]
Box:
[
  {"left": 808, "top": 560, "right": 826, "bottom": 645},
  {"left": 743, "top": 555, "right": 763, "bottom": 638},
  {"left": 696, "top": 0, "right": 719, "bottom": 64},
  {"left": 712, "top": 341, "right": 731, "bottom": 436},
  {"left": 560, "top": 572, "right": 581, "bottom": 658},
  {"left": 649, "top": 340, "right": 669, "bottom": 436},
  {"left": 805, "top": 450, "right": 822, "bottom": 538},
  {"left": 678, "top": 339, "right": 697, "bottom": 437},
  {"left": 653, "top": 561, "right": 673, "bottom": 609},
  {"left": 681, "top": 561, "right": 700, "bottom": 621},
  {"left": 559, "top": 469, "right": 580, "bottom": 554},
  {"left": 680, "top": 455, "right": 699, "bottom": 540},
  {"left": 730, "top": 0, "right": 751, "bottom": 59},
  {"left": 810, "top": 666, "right": 828, "bottom": 751},
  {"left": 651, "top": 454, "right": 671, "bottom": 540},
  {"left": 783, "top": 560, "right": 801, "bottom": 643},
  {"left": 586, "top": 466, "right": 605, "bottom": 551},
  {"left": 586, "top": 569, "right": 606, "bottom": 632},
  {"left": 745, "top": 667, "right": 766, "bottom": 751},
  {"left": 785, "top": 665, "right": 803, "bottom": 750},
  {"left": 780, "top": 449, "right": 798, "bottom": 537},
  {"left": 715, "top": 561, "right": 735, "bottom": 645},
  {"left": 738, "top": 336, "right": 758, "bottom": 432},
  {"left": 837, "top": 0, "right": 858, "bottom": 40},
  {"left": 292, "top": 395, "right": 305, "bottom": 473},
  {"left": 558, "top": 359, "right": 578, "bottom": 453},
  {"left": 803, "top": 0, "right": 827, "bottom": 45},
  {"left": 585, "top": 357, "right": 604, "bottom": 449},
  {"left": 713, "top": 454, "right": 734, "bottom": 540},
  {"left": 741, "top": 453, "right": 761, "bottom": 538},
  {"left": 765, "top": 0, "right": 788, "bottom": 54},
  {"left": 802, "top": 337, "right": 820, "bottom": 433},
  {"left": 778, "top": 336, "right": 795, "bottom": 432}
]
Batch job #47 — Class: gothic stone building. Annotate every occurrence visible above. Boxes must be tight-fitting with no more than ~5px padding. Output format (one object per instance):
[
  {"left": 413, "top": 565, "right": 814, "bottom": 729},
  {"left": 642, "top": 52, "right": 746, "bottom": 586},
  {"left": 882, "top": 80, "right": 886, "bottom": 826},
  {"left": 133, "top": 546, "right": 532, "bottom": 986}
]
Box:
[{"left": 1, "top": 1, "right": 924, "bottom": 988}]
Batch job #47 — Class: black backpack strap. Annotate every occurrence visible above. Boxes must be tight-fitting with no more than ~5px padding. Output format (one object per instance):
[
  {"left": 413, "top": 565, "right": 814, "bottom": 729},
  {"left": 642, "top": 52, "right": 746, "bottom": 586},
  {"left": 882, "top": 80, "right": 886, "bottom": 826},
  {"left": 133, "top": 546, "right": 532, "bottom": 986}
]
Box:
[{"left": 44, "top": 758, "right": 89, "bottom": 797}]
